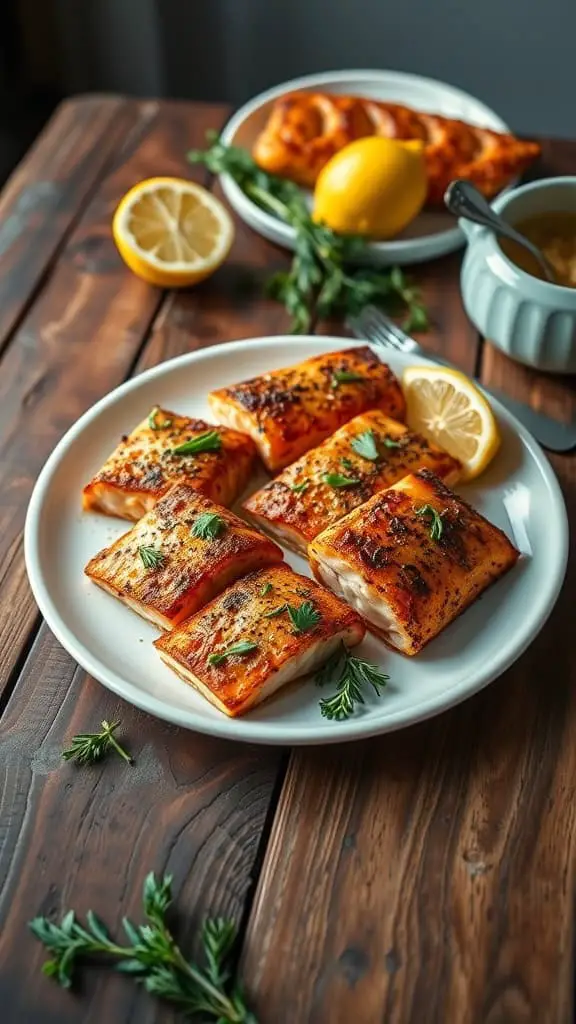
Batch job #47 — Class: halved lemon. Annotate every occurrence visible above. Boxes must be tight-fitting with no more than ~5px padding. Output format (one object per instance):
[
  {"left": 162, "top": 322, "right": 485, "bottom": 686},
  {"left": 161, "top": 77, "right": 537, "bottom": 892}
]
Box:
[
  {"left": 112, "top": 177, "right": 234, "bottom": 288},
  {"left": 402, "top": 365, "right": 501, "bottom": 480}
]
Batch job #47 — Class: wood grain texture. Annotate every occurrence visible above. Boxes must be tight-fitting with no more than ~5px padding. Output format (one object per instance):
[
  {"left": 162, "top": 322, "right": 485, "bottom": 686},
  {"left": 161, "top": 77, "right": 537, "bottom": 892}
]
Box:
[
  {"left": 0, "top": 97, "right": 289, "bottom": 1024},
  {"left": 242, "top": 149, "right": 576, "bottom": 1023},
  {"left": 0, "top": 96, "right": 126, "bottom": 354},
  {"left": 0, "top": 99, "right": 229, "bottom": 702},
  {"left": 0, "top": 624, "right": 281, "bottom": 1024}
]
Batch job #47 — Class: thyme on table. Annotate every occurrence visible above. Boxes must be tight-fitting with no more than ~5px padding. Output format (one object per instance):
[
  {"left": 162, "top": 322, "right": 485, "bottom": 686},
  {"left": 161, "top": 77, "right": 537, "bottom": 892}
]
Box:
[
  {"left": 61, "top": 720, "right": 133, "bottom": 766},
  {"left": 29, "top": 872, "right": 256, "bottom": 1022},
  {"left": 187, "top": 133, "right": 429, "bottom": 334},
  {"left": 316, "top": 643, "right": 389, "bottom": 720}
]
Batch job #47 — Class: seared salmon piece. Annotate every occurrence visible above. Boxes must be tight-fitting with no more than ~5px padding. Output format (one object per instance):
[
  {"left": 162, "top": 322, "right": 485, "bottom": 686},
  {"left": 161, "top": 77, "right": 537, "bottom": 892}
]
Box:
[
  {"left": 154, "top": 563, "right": 365, "bottom": 716},
  {"left": 309, "top": 469, "right": 519, "bottom": 655},
  {"left": 243, "top": 410, "right": 461, "bottom": 554},
  {"left": 85, "top": 484, "right": 283, "bottom": 629},
  {"left": 82, "top": 407, "right": 256, "bottom": 521},
  {"left": 208, "top": 346, "right": 405, "bottom": 472}
]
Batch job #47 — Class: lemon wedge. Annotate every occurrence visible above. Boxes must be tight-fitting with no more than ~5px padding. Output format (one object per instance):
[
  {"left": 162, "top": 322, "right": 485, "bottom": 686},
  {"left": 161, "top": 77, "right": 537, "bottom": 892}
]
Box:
[
  {"left": 112, "top": 177, "right": 234, "bottom": 288},
  {"left": 402, "top": 366, "right": 500, "bottom": 480}
]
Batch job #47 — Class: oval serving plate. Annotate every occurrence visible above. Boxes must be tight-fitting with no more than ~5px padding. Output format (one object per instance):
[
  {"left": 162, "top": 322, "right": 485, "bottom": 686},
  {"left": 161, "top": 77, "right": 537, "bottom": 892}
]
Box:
[
  {"left": 25, "top": 337, "right": 568, "bottom": 745},
  {"left": 219, "top": 68, "right": 516, "bottom": 266}
]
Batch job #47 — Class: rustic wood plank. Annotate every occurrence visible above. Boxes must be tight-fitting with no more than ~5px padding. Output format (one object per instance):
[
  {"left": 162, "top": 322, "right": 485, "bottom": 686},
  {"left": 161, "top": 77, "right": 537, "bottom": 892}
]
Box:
[
  {"left": 241, "top": 153, "right": 576, "bottom": 1020},
  {"left": 0, "top": 99, "right": 230, "bottom": 703},
  {"left": 0, "top": 624, "right": 282, "bottom": 1024},
  {"left": 0, "top": 99, "right": 291, "bottom": 1024},
  {"left": 0, "top": 96, "right": 130, "bottom": 354}
]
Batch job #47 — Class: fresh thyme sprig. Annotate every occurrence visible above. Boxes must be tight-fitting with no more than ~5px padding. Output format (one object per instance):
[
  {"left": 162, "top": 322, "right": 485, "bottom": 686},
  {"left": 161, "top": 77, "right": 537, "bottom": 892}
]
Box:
[
  {"left": 414, "top": 503, "right": 445, "bottom": 541},
  {"left": 187, "top": 133, "right": 429, "bottom": 334},
  {"left": 316, "top": 643, "right": 389, "bottom": 720},
  {"left": 61, "top": 720, "right": 133, "bottom": 766},
  {"left": 29, "top": 872, "right": 256, "bottom": 1023}
]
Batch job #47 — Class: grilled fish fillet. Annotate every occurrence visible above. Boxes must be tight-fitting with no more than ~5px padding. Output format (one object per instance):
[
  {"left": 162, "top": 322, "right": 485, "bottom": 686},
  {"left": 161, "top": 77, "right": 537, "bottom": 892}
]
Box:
[
  {"left": 252, "top": 91, "right": 541, "bottom": 202},
  {"left": 154, "top": 563, "right": 365, "bottom": 716},
  {"left": 82, "top": 407, "right": 256, "bottom": 521},
  {"left": 243, "top": 410, "right": 461, "bottom": 554},
  {"left": 309, "top": 469, "right": 519, "bottom": 655},
  {"left": 85, "top": 484, "right": 283, "bottom": 629},
  {"left": 208, "top": 347, "right": 405, "bottom": 473}
]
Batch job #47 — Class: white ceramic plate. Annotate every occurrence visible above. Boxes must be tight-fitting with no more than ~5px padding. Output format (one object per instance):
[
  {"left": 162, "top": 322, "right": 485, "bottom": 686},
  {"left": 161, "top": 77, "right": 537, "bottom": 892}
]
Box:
[
  {"left": 25, "top": 337, "right": 568, "bottom": 746},
  {"left": 220, "top": 68, "right": 515, "bottom": 266}
]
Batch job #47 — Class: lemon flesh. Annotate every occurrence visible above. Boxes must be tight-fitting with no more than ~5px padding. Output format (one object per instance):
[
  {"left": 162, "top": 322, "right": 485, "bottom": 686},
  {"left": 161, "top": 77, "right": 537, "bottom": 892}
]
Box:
[
  {"left": 112, "top": 177, "right": 234, "bottom": 288},
  {"left": 312, "top": 137, "right": 427, "bottom": 239},
  {"left": 402, "top": 366, "right": 501, "bottom": 481}
]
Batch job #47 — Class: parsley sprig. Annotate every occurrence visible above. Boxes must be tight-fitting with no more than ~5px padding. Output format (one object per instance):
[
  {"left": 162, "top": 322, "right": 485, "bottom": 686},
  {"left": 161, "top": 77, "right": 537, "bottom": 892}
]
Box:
[
  {"left": 138, "top": 545, "right": 165, "bottom": 570},
  {"left": 148, "top": 407, "right": 173, "bottom": 431},
  {"left": 208, "top": 641, "right": 258, "bottom": 666},
  {"left": 323, "top": 472, "right": 361, "bottom": 489},
  {"left": 187, "top": 134, "right": 429, "bottom": 334},
  {"left": 263, "top": 600, "right": 320, "bottom": 632},
  {"left": 316, "top": 643, "right": 389, "bottom": 720},
  {"left": 171, "top": 431, "right": 222, "bottom": 456},
  {"left": 29, "top": 872, "right": 256, "bottom": 1022},
  {"left": 414, "top": 504, "right": 445, "bottom": 541},
  {"left": 61, "top": 720, "right": 133, "bottom": 766},
  {"left": 192, "top": 512, "right": 226, "bottom": 540}
]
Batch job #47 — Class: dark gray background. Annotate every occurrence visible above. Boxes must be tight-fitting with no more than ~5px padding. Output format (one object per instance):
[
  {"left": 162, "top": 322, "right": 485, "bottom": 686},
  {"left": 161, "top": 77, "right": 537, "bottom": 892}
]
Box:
[{"left": 52, "top": 0, "right": 576, "bottom": 136}]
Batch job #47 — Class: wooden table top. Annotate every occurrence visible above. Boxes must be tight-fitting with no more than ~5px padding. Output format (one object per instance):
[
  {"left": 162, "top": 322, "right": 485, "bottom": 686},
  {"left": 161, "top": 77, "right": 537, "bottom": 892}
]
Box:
[{"left": 0, "top": 96, "right": 574, "bottom": 1024}]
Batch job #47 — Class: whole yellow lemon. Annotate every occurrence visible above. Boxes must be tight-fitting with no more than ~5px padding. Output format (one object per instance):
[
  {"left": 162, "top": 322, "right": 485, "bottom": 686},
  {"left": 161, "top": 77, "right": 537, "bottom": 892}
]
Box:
[{"left": 312, "top": 137, "right": 427, "bottom": 239}]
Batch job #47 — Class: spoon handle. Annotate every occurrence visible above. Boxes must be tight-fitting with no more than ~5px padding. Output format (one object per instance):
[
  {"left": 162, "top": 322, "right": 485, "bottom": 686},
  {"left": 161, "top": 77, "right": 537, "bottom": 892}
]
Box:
[{"left": 444, "top": 179, "right": 556, "bottom": 284}]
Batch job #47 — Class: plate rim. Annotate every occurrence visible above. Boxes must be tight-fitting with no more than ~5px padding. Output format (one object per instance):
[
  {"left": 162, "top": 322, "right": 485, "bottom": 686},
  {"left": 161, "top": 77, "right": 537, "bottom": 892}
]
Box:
[
  {"left": 218, "top": 67, "right": 514, "bottom": 264},
  {"left": 24, "top": 336, "right": 569, "bottom": 746}
]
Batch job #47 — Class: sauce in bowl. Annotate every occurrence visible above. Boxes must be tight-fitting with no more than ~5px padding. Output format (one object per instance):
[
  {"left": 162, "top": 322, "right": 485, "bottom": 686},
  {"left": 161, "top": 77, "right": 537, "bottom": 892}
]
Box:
[{"left": 499, "top": 211, "right": 576, "bottom": 288}]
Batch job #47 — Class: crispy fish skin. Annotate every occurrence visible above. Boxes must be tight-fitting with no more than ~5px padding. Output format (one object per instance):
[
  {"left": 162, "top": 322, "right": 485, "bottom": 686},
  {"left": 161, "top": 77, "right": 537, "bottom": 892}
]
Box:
[
  {"left": 82, "top": 408, "right": 256, "bottom": 521},
  {"left": 243, "top": 410, "right": 461, "bottom": 554},
  {"left": 208, "top": 347, "right": 405, "bottom": 472},
  {"left": 154, "top": 563, "right": 365, "bottom": 717},
  {"left": 85, "top": 484, "right": 283, "bottom": 629},
  {"left": 309, "top": 469, "right": 519, "bottom": 655}
]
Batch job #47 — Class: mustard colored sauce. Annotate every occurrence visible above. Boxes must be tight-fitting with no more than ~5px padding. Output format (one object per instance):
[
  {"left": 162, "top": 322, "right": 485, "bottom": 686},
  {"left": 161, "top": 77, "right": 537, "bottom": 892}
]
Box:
[{"left": 499, "top": 211, "right": 576, "bottom": 288}]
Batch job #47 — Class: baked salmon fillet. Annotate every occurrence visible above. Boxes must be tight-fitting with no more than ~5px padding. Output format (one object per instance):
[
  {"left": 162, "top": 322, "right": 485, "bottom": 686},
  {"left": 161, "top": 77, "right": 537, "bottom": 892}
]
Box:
[
  {"left": 243, "top": 410, "right": 461, "bottom": 554},
  {"left": 82, "top": 407, "right": 256, "bottom": 521},
  {"left": 208, "top": 347, "right": 405, "bottom": 472},
  {"left": 154, "top": 563, "right": 365, "bottom": 716},
  {"left": 309, "top": 469, "right": 519, "bottom": 655},
  {"left": 84, "top": 484, "right": 283, "bottom": 629}
]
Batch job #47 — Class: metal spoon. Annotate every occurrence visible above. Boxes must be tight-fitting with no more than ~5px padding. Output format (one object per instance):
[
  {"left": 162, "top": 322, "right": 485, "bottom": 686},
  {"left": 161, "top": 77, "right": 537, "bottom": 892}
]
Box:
[{"left": 444, "top": 179, "right": 557, "bottom": 284}]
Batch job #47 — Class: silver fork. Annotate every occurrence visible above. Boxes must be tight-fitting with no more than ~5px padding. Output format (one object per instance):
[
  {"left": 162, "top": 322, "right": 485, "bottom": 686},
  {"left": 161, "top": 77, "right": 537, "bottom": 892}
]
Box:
[{"left": 347, "top": 306, "right": 576, "bottom": 454}]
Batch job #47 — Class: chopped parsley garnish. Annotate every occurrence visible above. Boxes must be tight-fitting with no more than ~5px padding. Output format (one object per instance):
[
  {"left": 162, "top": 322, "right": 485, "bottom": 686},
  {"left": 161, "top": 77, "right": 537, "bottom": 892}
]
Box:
[
  {"left": 351, "top": 430, "right": 380, "bottom": 461},
  {"left": 414, "top": 504, "right": 444, "bottom": 541},
  {"left": 170, "top": 431, "right": 221, "bottom": 456},
  {"left": 331, "top": 370, "right": 366, "bottom": 388},
  {"left": 138, "top": 545, "right": 166, "bottom": 570},
  {"left": 260, "top": 582, "right": 273, "bottom": 596},
  {"left": 192, "top": 512, "right": 226, "bottom": 540},
  {"left": 208, "top": 641, "right": 258, "bottom": 667},
  {"left": 291, "top": 481, "right": 309, "bottom": 493},
  {"left": 323, "top": 472, "right": 361, "bottom": 489},
  {"left": 148, "top": 407, "right": 173, "bottom": 431}
]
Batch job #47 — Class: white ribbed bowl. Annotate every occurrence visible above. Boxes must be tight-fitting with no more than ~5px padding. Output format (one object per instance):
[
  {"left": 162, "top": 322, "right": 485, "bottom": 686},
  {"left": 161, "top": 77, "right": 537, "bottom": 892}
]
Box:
[{"left": 460, "top": 177, "right": 576, "bottom": 373}]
